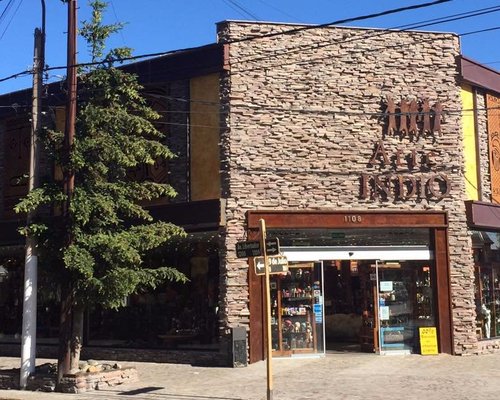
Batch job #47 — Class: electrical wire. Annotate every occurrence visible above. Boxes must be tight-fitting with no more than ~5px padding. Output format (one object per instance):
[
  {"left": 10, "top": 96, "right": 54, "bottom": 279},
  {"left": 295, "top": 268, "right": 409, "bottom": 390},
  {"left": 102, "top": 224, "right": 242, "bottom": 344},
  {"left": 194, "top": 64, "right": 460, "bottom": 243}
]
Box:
[
  {"left": 25, "top": 13, "right": 500, "bottom": 87},
  {"left": 230, "top": 6, "right": 500, "bottom": 71},
  {"left": 223, "top": 0, "right": 452, "bottom": 45},
  {"left": 0, "top": 0, "right": 22, "bottom": 41},
  {"left": 254, "top": 0, "right": 298, "bottom": 22},
  {"left": 1, "top": 3, "right": 499, "bottom": 114},
  {"left": 460, "top": 26, "right": 500, "bottom": 37},
  {"left": 0, "top": 0, "right": 15, "bottom": 27},
  {"left": 0, "top": 0, "right": 452, "bottom": 85},
  {"left": 221, "top": 0, "right": 260, "bottom": 20},
  {"left": 109, "top": 0, "right": 127, "bottom": 47}
]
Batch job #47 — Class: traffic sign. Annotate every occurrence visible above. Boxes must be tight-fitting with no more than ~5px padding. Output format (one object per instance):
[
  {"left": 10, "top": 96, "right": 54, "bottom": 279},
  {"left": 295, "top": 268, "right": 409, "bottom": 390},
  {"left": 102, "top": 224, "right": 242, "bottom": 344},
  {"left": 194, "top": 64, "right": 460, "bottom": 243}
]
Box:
[
  {"left": 254, "top": 255, "right": 289, "bottom": 275},
  {"left": 235, "top": 238, "right": 280, "bottom": 258}
]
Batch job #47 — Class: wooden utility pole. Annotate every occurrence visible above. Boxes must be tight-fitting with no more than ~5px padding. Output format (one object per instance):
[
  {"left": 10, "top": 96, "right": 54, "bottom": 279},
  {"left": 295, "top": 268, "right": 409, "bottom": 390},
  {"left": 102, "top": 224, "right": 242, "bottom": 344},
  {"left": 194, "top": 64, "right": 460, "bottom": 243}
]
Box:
[
  {"left": 57, "top": 0, "right": 77, "bottom": 384},
  {"left": 20, "top": 25, "right": 44, "bottom": 390}
]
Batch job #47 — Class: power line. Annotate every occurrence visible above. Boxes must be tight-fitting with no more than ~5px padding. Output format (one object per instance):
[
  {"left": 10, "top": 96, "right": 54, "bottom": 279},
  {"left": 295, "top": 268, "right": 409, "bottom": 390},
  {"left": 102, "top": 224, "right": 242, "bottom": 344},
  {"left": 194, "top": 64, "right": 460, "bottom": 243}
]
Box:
[
  {"left": 5, "top": 99, "right": 498, "bottom": 122},
  {"left": 1, "top": 4, "right": 499, "bottom": 88},
  {"left": 223, "top": 0, "right": 452, "bottom": 44},
  {"left": 230, "top": 5, "right": 500, "bottom": 71},
  {"left": 0, "top": 0, "right": 450, "bottom": 86},
  {"left": 0, "top": 0, "right": 15, "bottom": 28},
  {"left": 109, "top": 0, "right": 127, "bottom": 47},
  {"left": 460, "top": 26, "right": 500, "bottom": 37},
  {"left": 254, "top": 0, "right": 299, "bottom": 22},
  {"left": 221, "top": 0, "right": 260, "bottom": 20},
  {"left": 0, "top": 0, "right": 22, "bottom": 41}
]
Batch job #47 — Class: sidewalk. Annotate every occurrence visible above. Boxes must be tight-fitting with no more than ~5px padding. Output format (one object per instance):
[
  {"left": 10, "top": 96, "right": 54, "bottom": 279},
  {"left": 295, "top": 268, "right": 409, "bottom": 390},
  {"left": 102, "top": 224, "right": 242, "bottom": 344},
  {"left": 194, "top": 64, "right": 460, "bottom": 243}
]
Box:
[{"left": 1, "top": 352, "right": 500, "bottom": 400}]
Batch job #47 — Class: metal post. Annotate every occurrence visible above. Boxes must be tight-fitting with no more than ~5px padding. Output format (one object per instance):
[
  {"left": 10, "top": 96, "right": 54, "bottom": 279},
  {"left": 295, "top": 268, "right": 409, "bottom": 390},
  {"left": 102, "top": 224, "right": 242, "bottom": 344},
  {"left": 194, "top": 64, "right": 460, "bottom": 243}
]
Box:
[
  {"left": 259, "top": 219, "right": 273, "bottom": 400},
  {"left": 20, "top": 25, "right": 44, "bottom": 390}
]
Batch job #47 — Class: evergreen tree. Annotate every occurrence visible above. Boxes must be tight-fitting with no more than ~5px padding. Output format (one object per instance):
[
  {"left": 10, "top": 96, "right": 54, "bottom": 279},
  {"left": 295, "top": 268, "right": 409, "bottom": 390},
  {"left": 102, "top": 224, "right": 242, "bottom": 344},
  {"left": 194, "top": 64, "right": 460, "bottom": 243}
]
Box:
[{"left": 16, "top": 0, "right": 186, "bottom": 379}]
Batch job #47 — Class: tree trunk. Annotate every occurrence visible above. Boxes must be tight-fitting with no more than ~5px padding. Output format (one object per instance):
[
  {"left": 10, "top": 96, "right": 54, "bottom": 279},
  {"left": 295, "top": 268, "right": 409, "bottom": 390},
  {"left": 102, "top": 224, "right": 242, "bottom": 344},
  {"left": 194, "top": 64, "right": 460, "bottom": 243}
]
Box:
[
  {"left": 56, "top": 285, "right": 72, "bottom": 386},
  {"left": 70, "top": 306, "right": 84, "bottom": 371}
]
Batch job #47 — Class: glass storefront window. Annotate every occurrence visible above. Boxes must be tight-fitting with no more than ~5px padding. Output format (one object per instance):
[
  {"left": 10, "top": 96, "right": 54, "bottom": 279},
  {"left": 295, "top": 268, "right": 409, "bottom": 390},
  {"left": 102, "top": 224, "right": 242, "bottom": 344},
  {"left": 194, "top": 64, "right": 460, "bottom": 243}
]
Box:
[
  {"left": 87, "top": 231, "right": 220, "bottom": 350},
  {"left": 270, "top": 257, "right": 436, "bottom": 355},
  {"left": 376, "top": 261, "right": 436, "bottom": 354},
  {"left": 0, "top": 233, "right": 221, "bottom": 350},
  {"left": 473, "top": 231, "right": 500, "bottom": 340},
  {"left": 270, "top": 262, "right": 324, "bottom": 357}
]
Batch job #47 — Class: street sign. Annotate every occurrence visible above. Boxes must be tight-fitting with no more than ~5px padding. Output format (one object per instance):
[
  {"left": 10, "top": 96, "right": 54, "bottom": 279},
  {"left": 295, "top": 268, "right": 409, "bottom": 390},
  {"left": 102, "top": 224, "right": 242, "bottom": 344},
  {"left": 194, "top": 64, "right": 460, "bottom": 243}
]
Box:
[
  {"left": 236, "top": 240, "right": 261, "bottom": 258},
  {"left": 255, "top": 255, "right": 289, "bottom": 275},
  {"left": 235, "top": 238, "right": 280, "bottom": 258},
  {"left": 265, "top": 238, "right": 280, "bottom": 256}
]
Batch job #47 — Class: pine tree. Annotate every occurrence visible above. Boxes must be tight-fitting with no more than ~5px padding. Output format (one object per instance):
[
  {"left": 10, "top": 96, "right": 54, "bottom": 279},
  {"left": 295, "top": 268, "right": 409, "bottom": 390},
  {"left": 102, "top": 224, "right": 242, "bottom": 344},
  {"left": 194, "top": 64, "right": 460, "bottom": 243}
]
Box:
[{"left": 16, "top": 0, "right": 186, "bottom": 380}]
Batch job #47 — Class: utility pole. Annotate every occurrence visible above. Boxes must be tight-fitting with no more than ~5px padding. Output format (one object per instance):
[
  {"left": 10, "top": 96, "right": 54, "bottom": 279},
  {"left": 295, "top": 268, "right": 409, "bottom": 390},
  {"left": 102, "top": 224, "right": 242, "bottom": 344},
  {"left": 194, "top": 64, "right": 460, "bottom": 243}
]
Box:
[
  {"left": 20, "top": 0, "right": 45, "bottom": 388},
  {"left": 57, "top": 0, "right": 77, "bottom": 384}
]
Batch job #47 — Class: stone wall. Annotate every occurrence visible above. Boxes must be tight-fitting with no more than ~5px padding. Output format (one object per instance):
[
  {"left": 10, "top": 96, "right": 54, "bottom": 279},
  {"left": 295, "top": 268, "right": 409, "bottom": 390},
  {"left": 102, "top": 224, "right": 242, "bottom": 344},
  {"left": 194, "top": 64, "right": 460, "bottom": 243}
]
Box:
[
  {"left": 217, "top": 21, "right": 479, "bottom": 354},
  {"left": 0, "top": 343, "right": 231, "bottom": 367},
  {"left": 0, "top": 364, "right": 138, "bottom": 393},
  {"left": 58, "top": 367, "right": 138, "bottom": 393}
]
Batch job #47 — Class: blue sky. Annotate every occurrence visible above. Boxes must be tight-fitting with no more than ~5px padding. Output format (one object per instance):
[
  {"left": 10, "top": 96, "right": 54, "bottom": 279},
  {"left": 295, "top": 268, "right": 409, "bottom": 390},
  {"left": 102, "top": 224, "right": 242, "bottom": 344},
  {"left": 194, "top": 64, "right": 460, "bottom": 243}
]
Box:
[{"left": 0, "top": 0, "right": 499, "bottom": 94}]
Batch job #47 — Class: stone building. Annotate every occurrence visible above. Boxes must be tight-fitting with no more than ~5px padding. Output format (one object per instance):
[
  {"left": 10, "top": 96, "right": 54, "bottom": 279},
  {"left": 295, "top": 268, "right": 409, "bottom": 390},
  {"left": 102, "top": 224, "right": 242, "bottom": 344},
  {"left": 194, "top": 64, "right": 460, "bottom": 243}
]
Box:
[{"left": 0, "top": 21, "right": 499, "bottom": 366}]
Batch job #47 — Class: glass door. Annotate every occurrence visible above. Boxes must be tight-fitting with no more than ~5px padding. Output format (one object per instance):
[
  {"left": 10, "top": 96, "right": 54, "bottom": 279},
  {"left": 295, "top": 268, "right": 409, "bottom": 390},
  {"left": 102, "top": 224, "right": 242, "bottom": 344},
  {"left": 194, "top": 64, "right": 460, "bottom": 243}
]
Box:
[{"left": 375, "top": 260, "right": 436, "bottom": 354}]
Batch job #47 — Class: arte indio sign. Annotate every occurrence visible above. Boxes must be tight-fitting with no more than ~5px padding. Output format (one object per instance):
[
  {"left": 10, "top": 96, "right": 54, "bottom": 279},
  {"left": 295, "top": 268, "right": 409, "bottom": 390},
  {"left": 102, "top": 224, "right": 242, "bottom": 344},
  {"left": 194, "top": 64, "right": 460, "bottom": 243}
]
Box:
[{"left": 360, "top": 96, "right": 451, "bottom": 201}]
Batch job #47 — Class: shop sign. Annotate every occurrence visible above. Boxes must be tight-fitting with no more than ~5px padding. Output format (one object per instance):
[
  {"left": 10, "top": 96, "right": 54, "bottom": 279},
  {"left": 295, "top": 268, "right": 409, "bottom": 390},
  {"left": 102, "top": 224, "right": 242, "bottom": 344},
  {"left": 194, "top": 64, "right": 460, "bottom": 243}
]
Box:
[
  {"left": 361, "top": 139, "right": 450, "bottom": 201},
  {"left": 359, "top": 96, "right": 452, "bottom": 202},
  {"left": 235, "top": 238, "right": 280, "bottom": 258},
  {"left": 254, "top": 255, "right": 288, "bottom": 275},
  {"left": 384, "top": 96, "right": 444, "bottom": 137},
  {"left": 419, "top": 327, "right": 438, "bottom": 355}
]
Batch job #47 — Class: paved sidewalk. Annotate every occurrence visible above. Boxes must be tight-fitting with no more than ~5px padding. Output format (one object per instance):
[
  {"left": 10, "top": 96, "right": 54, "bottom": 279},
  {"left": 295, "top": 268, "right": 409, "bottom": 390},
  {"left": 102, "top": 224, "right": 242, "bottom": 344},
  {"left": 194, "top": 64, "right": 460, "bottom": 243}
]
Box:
[{"left": 1, "top": 352, "right": 500, "bottom": 399}]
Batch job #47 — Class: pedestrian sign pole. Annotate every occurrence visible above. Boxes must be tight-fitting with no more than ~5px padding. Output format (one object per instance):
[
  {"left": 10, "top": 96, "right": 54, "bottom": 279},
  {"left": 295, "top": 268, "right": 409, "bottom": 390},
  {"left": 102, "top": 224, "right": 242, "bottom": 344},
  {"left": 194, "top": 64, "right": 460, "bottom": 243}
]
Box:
[
  {"left": 235, "top": 221, "right": 287, "bottom": 400},
  {"left": 259, "top": 218, "right": 273, "bottom": 400}
]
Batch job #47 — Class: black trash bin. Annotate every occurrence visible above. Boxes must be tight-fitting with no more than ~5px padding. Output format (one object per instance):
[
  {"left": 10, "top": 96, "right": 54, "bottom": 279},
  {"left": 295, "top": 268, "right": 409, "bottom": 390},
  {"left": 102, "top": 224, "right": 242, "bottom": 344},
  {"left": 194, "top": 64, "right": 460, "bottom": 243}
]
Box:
[{"left": 230, "top": 326, "right": 247, "bottom": 367}]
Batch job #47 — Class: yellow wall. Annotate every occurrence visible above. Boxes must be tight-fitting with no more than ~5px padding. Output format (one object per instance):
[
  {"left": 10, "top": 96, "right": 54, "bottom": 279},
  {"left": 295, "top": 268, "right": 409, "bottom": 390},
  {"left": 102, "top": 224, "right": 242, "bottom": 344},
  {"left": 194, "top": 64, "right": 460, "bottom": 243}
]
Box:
[
  {"left": 461, "top": 85, "right": 479, "bottom": 200},
  {"left": 190, "top": 74, "right": 221, "bottom": 200}
]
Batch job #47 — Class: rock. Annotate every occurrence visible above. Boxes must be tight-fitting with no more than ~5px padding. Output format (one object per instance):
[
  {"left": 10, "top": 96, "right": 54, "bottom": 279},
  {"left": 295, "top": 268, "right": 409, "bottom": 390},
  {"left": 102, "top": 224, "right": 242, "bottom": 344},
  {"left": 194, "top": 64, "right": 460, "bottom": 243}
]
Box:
[
  {"left": 101, "top": 363, "right": 113, "bottom": 371},
  {"left": 40, "top": 382, "right": 56, "bottom": 392},
  {"left": 113, "top": 363, "right": 122, "bottom": 370},
  {"left": 81, "top": 365, "right": 92, "bottom": 373},
  {"left": 87, "top": 360, "right": 99, "bottom": 366},
  {"left": 87, "top": 365, "right": 102, "bottom": 373}
]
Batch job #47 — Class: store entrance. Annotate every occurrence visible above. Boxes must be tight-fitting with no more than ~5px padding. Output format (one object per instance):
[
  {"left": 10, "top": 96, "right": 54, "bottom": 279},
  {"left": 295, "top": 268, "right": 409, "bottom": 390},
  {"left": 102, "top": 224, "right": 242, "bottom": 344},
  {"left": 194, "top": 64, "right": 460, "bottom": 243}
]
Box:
[
  {"left": 323, "top": 260, "right": 374, "bottom": 352},
  {"left": 322, "top": 259, "right": 436, "bottom": 353}
]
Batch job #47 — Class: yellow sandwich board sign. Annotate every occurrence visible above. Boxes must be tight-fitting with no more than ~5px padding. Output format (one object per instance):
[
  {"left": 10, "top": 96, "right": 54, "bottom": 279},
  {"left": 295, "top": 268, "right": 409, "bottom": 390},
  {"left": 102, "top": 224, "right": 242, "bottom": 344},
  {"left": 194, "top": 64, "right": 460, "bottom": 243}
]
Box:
[{"left": 419, "top": 327, "right": 438, "bottom": 355}]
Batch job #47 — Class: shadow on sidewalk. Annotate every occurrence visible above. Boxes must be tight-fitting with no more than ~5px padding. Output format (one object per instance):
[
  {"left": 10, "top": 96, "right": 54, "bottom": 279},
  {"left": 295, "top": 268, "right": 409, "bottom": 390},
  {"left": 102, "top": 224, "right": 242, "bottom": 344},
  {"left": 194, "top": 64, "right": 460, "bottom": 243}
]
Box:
[{"left": 116, "top": 387, "right": 242, "bottom": 400}]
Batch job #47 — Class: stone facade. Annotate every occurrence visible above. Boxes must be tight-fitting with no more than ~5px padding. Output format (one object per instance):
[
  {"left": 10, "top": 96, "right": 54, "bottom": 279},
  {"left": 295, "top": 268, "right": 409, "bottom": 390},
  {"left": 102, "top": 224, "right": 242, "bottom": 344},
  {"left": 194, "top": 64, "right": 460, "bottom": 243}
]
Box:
[{"left": 216, "top": 21, "right": 481, "bottom": 355}]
